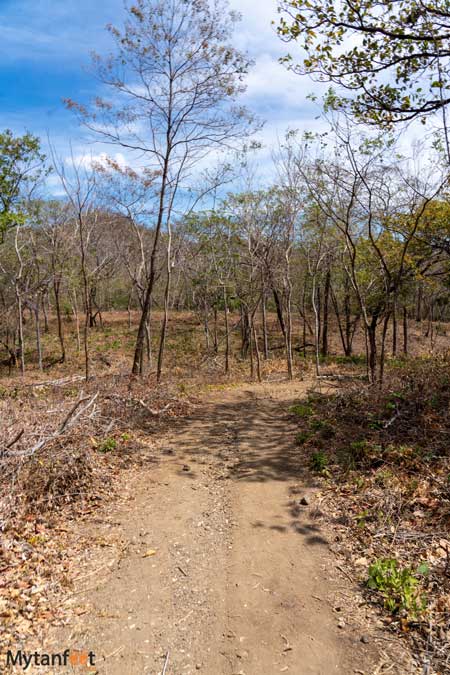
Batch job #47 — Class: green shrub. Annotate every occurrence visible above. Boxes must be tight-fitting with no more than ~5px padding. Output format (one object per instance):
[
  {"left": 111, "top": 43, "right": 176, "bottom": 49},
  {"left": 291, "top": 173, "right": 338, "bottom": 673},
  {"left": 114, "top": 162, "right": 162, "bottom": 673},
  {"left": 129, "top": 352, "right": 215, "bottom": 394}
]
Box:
[
  {"left": 310, "top": 450, "right": 328, "bottom": 473},
  {"left": 289, "top": 403, "right": 313, "bottom": 418},
  {"left": 99, "top": 438, "right": 117, "bottom": 453},
  {"left": 367, "top": 558, "right": 428, "bottom": 618},
  {"left": 295, "top": 431, "right": 310, "bottom": 445}
]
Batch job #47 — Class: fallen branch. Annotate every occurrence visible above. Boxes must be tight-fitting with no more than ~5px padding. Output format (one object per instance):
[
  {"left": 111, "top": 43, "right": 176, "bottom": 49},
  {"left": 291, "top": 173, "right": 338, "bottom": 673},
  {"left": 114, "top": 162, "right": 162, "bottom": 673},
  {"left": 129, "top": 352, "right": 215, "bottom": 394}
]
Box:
[
  {"left": 138, "top": 400, "right": 172, "bottom": 416},
  {"left": 6, "top": 392, "right": 99, "bottom": 459}
]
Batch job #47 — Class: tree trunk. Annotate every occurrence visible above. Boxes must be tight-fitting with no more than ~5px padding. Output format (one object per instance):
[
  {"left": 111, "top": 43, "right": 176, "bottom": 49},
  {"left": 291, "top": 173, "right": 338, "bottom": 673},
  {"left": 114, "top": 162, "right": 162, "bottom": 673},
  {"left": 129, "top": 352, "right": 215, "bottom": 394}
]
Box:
[
  {"left": 249, "top": 314, "right": 254, "bottom": 379},
  {"left": 392, "top": 299, "right": 397, "bottom": 357},
  {"left": 311, "top": 276, "right": 321, "bottom": 377},
  {"left": 367, "top": 321, "right": 377, "bottom": 385},
  {"left": 285, "top": 286, "right": 294, "bottom": 380},
  {"left": 223, "top": 286, "right": 230, "bottom": 374},
  {"left": 72, "top": 291, "right": 81, "bottom": 354},
  {"left": 145, "top": 316, "right": 152, "bottom": 366},
  {"left": 34, "top": 304, "right": 43, "bottom": 372},
  {"left": 403, "top": 306, "right": 408, "bottom": 355},
  {"left": 261, "top": 285, "right": 269, "bottom": 359},
  {"left": 379, "top": 312, "right": 391, "bottom": 386},
  {"left": 213, "top": 306, "right": 218, "bottom": 354},
  {"left": 157, "top": 222, "right": 172, "bottom": 383},
  {"left": 16, "top": 291, "right": 25, "bottom": 376},
  {"left": 301, "top": 285, "right": 307, "bottom": 358},
  {"left": 78, "top": 216, "right": 90, "bottom": 381},
  {"left": 344, "top": 276, "right": 352, "bottom": 356},
  {"left": 132, "top": 153, "right": 170, "bottom": 376},
  {"left": 53, "top": 279, "right": 65, "bottom": 363},
  {"left": 204, "top": 302, "right": 210, "bottom": 351},
  {"left": 321, "top": 269, "right": 330, "bottom": 356},
  {"left": 272, "top": 288, "right": 286, "bottom": 339},
  {"left": 240, "top": 307, "right": 250, "bottom": 359},
  {"left": 252, "top": 320, "right": 262, "bottom": 382},
  {"left": 42, "top": 293, "right": 49, "bottom": 333}
]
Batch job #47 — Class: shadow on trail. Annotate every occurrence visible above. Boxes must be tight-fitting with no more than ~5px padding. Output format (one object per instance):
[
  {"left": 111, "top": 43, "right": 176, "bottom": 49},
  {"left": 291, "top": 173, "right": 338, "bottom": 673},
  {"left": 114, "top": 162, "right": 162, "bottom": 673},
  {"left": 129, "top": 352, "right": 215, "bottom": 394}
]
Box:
[
  {"left": 163, "top": 389, "right": 330, "bottom": 547},
  {"left": 167, "top": 391, "right": 315, "bottom": 484}
]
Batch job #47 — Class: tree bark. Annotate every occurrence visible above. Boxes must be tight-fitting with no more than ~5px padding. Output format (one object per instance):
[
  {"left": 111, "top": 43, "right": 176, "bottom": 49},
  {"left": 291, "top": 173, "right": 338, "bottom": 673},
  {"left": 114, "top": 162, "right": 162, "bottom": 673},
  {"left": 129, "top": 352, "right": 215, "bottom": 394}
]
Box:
[
  {"left": 403, "top": 306, "right": 408, "bottom": 355},
  {"left": 157, "top": 222, "right": 172, "bottom": 383},
  {"left": 272, "top": 288, "right": 286, "bottom": 339},
  {"left": 261, "top": 284, "right": 269, "bottom": 359},
  {"left": 34, "top": 304, "right": 43, "bottom": 372},
  {"left": 392, "top": 299, "right": 397, "bottom": 357},
  {"left": 53, "top": 278, "right": 65, "bottom": 363},
  {"left": 379, "top": 311, "right": 391, "bottom": 386},
  {"left": 252, "top": 320, "right": 262, "bottom": 382},
  {"left": 321, "top": 269, "right": 330, "bottom": 356},
  {"left": 223, "top": 286, "right": 230, "bottom": 374},
  {"left": 132, "top": 152, "right": 170, "bottom": 376}
]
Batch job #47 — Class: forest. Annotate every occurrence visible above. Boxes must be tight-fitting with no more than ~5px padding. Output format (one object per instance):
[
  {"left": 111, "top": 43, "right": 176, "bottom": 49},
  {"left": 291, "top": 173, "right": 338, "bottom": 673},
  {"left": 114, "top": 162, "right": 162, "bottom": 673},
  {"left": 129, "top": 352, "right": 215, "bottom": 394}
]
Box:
[{"left": 1, "top": 0, "right": 450, "bottom": 674}]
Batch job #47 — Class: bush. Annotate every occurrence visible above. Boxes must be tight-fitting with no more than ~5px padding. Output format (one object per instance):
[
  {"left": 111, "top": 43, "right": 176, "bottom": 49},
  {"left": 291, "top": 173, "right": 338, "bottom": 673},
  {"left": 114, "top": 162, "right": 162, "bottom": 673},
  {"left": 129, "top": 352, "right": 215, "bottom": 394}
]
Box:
[
  {"left": 367, "top": 558, "right": 428, "bottom": 619},
  {"left": 99, "top": 437, "right": 117, "bottom": 453},
  {"left": 310, "top": 450, "right": 328, "bottom": 473},
  {"left": 289, "top": 403, "right": 313, "bottom": 418}
]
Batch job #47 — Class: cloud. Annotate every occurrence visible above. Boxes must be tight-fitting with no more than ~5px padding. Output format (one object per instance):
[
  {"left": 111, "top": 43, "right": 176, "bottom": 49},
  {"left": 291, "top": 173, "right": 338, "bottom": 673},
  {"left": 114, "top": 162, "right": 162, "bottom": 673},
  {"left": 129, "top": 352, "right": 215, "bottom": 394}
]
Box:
[
  {"left": 66, "top": 151, "right": 129, "bottom": 171},
  {"left": 243, "top": 53, "right": 326, "bottom": 112},
  {"left": 3, "top": 0, "right": 429, "bottom": 199}
]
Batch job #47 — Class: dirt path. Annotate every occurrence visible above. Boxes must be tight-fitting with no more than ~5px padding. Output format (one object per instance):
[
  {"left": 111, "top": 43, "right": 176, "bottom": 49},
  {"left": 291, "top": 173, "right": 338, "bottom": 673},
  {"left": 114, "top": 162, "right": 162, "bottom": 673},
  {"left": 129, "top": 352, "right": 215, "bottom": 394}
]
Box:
[{"left": 61, "top": 380, "right": 378, "bottom": 675}]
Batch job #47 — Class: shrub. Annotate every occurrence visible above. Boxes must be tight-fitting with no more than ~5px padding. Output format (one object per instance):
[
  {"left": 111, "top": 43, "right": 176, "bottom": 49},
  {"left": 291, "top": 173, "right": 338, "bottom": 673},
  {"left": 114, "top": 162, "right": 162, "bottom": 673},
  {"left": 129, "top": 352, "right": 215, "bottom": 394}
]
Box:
[
  {"left": 99, "top": 438, "right": 117, "bottom": 453},
  {"left": 289, "top": 403, "right": 313, "bottom": 418},
  {"left": 367, "top": 558, "right": 428, "bottom": 618},
  {"left": 295, "top": 431, "right": 310, "bottom": 445},
  {"left": 310, "top": 450, "right": 328, "bottom": 473}
]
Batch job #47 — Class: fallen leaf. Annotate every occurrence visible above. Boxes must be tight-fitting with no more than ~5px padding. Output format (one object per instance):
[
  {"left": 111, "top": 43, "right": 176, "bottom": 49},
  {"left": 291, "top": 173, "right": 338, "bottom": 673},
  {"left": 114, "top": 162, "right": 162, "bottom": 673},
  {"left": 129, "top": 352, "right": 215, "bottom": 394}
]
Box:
[{"left": 142, "top": 549, "right": 157, "bottom": 558}]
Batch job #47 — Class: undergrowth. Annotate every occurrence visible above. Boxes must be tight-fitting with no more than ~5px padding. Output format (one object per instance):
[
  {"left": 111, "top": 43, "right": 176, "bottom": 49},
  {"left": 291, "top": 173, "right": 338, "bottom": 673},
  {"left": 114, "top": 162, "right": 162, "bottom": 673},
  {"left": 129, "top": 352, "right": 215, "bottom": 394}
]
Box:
[{"left": 291, "top": 356, "right": 450, "bottom": 672}]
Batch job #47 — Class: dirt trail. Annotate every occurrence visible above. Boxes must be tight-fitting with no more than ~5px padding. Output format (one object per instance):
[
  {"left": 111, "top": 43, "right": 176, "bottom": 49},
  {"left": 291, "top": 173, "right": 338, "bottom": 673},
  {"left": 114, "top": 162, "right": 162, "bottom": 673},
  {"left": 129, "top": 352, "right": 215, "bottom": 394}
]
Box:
[{"left": 61, "top": 380, "right": 378, "bottom": 675}]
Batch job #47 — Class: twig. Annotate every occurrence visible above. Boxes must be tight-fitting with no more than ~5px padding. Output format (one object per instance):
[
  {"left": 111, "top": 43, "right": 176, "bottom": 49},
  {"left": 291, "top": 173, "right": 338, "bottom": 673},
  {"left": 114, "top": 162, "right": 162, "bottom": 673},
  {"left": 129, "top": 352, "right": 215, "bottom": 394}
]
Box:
[
  {"left": 176, "top": 609, "right": 193, "bottom": 624},
  {"left": 3, "top": 429, "right": 24, "bottom": 452},
  {"left": 105, "top": 645, "right": 124, "bottom": 660},
  {"left": 161, "top": 650, "right": 170, "bottom": 675},
  {"left": 139, "top": 400, "right": 172, "bottom": 416},
  {"left": 26, "top": 375, "right": 85, "bottom": 388}
]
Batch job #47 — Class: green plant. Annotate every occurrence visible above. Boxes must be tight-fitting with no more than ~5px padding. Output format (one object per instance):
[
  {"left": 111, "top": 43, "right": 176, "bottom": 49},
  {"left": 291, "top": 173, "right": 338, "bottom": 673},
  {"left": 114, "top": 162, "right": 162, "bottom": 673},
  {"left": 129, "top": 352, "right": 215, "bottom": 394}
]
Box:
[
  {"left": 338, "top": 440, "right": 372, "bottom": 470},
  {"left": 355, "top": 509, "right": 369, "bottom": 529},
  {"left": 374, "top": 469, "right": 394, "bottom": 487},
  {"left": 367, "top": 558, "right": 428, "bottom": 618},
  {"left": 99, "top": 438, "right": 117, "bottom": 453},
  {"left": 310, "top": 450, "right": 328, "bottom": 473},
  {"left": 289, "top": 403, "right": 313, "bottom": 418},
  {"left": 295, "top": 431, "right": 310, "bottom": 445}
]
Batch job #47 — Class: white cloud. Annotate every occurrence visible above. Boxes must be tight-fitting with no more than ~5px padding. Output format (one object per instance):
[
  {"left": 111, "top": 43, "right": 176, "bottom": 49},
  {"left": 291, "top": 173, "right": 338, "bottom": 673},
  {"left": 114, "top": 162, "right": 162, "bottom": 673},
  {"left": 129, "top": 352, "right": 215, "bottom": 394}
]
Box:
[
  {"left": 243, "top": 53, "right": 324, "bottom": 110},
  {"left": 67, "top": 151, "right": 129, "bottom": 171}
]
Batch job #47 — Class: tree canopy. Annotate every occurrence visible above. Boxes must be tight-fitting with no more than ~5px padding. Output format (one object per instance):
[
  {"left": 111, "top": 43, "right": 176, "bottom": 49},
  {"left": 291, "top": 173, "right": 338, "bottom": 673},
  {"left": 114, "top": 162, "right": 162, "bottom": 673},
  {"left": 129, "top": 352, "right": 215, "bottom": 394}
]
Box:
[{"left": 277, "top": 0, "right": 450, "bottom": 126}]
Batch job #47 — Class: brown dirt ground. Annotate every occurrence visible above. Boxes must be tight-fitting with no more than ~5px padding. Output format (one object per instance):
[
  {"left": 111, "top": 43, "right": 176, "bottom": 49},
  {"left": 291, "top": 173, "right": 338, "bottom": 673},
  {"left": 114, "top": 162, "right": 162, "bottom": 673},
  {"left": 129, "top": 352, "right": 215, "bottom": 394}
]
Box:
[{"left": 45, "top": 379, "right": 419, "bottom": 675}]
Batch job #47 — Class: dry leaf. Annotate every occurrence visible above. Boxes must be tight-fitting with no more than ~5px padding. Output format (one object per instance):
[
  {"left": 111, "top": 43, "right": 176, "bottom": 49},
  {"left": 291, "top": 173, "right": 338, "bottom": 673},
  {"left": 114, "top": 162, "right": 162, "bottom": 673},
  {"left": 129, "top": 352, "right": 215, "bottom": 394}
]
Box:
[{"left": 142, "top": 549, "right": 157, "bottom": 558}]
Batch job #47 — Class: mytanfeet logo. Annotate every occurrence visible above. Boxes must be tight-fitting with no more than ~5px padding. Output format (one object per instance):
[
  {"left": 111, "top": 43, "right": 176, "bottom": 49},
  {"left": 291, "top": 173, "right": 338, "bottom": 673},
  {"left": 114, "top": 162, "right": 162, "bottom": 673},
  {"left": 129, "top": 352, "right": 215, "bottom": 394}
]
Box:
[{"left": 5, "top": 649, "right": 96, "bottom": 670}]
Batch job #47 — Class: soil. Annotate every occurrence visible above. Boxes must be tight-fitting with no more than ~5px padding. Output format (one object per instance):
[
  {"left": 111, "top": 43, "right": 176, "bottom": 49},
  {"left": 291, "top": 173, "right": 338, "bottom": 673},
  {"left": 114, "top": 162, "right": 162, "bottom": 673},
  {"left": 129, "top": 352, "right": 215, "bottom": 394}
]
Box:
[{"left": 52, "top": 380, "right": 398, "bottom": 675}]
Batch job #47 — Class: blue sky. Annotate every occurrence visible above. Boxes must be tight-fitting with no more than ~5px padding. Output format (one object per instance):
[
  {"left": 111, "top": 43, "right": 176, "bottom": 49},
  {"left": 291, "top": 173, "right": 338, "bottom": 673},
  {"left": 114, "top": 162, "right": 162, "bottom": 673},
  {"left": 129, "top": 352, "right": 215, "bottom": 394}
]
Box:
[{"left": 0, "top": 0, "right": 327, "bottom": 186}]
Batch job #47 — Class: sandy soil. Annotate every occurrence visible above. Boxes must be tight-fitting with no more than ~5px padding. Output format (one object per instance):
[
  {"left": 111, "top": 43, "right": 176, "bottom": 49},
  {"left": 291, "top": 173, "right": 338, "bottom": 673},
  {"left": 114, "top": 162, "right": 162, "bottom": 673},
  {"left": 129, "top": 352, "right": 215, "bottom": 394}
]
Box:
[{"left": 55, "top": 380, "right": 384, "bottom": 675}]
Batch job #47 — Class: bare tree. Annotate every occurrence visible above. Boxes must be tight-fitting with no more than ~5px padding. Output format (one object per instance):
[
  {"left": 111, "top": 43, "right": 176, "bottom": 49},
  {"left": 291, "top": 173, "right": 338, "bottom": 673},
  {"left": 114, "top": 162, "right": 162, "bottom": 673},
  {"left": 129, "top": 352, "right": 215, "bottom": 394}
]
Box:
[
  {"left": 67, "top": 0, "right": 256, "bottom": 375},
  {"left": 51, "top": 149, "right": 98, "bottom": 381}
]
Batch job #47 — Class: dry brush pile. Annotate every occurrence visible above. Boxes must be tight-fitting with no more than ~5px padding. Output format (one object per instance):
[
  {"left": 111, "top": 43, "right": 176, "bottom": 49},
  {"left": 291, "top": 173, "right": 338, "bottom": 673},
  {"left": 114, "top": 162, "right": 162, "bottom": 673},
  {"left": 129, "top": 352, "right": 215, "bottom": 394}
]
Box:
[{"left": 0, "top": 374, "right": 191, "bottom": 658}]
